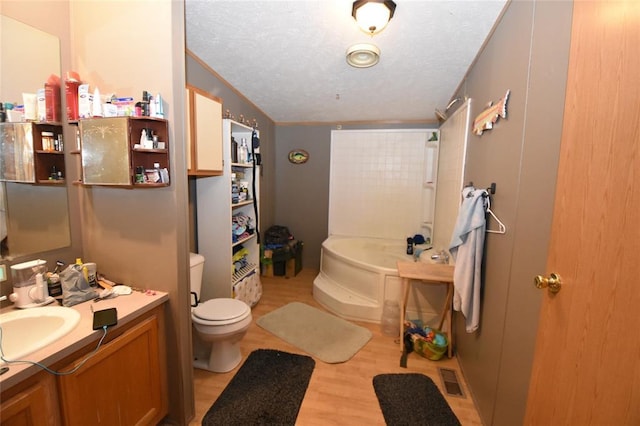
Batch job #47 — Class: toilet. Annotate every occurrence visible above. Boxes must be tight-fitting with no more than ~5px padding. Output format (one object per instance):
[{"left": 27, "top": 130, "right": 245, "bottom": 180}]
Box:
[{"left": 189, "top": 253, "right": 252, "bottom": 373}]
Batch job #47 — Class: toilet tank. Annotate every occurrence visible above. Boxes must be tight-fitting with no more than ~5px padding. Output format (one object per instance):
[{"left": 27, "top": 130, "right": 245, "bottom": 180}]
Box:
[{"left": 189, "top": 253, "right": 205, "bottom": 296}]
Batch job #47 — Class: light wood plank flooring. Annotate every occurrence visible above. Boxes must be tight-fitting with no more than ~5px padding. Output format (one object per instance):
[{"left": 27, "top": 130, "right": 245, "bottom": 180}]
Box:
[{"left": 189, "top": 269, "right": 482, "bottom": 425}]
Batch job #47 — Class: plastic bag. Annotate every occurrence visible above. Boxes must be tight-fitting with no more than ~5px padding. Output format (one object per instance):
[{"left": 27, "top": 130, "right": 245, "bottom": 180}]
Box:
[
  {"left": 59, "top": 264, "right": 98, "bottom": 307},
  {"left": 264, "top": 225, "right": 292, "bottom": 246}
]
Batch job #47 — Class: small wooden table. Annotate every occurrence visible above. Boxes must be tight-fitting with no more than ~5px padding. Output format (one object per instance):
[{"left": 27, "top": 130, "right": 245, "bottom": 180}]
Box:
[{"left": 396, "top": 261, "right": 455, "bottom": 358}]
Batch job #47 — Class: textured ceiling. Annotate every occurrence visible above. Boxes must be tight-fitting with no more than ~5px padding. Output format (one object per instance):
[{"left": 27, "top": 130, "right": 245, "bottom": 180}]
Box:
[{"left": 186, "top": 0, "right": 507, "bottom": 124}]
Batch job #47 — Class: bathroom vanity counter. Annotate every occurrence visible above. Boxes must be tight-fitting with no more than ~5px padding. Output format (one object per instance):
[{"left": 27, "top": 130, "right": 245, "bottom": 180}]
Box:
[{"left": 0, "top": 289, "right": 168, "bottom": 390}]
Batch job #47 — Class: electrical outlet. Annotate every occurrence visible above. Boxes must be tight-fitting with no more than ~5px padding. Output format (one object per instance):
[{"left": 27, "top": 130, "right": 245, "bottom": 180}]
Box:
[{"left": 0, "top": 264, "right": 6, "bottom": 282}]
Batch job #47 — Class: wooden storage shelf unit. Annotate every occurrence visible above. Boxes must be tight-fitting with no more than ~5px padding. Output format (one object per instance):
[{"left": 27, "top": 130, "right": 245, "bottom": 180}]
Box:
[
  {"left": 0, "top": 121, "right": 66, "bottom": 184},
  {"left": 196, "top": 119, "right": 261, "bottom": 301},
  {"left": 79, "top": 116, "right": 170, "bottom": 187},
  {"left": 34, "top": 122, "right": 65, "bottom": 184}
]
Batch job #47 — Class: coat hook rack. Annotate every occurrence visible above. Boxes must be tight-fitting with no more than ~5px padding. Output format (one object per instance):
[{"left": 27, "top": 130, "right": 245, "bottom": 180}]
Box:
[
  {"left": 465, "top": 182, "right": 497, "bottom": 195},
  {"left": 463, "top": 182, "right": 505, "bottom": 233}
]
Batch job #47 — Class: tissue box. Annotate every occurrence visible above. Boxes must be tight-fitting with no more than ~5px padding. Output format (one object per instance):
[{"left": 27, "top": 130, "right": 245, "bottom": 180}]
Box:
[{"left": 111, "top": 97, "right": 135, "bottom": 116}]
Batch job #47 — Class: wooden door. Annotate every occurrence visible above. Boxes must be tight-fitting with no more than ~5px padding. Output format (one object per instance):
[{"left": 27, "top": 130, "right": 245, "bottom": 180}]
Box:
[{"left": 525, "top": 1, "right": 640, "bottom": 424}]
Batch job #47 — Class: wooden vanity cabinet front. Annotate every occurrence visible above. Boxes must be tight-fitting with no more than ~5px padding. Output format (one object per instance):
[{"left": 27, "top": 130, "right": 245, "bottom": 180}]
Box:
[
  {"left": 56, "top": 306, "right": 168, "bottom": 426},
  {"left": 0, "top": 371, "right": 61, "bottom": 426}
]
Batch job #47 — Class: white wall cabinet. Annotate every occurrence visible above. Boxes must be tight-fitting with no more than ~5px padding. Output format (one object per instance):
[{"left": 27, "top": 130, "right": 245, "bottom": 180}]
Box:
[
  {"left": 196, "top": 119, "right": 261, "bottom": 303},
  {"left": 186, "top": 86, "right": 223, "bottom": 176}
]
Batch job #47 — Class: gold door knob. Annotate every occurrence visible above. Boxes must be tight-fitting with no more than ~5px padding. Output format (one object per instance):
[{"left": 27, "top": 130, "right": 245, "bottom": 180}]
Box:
[{"left": 534, "top": 273, "right": 562, "bottom": 293}]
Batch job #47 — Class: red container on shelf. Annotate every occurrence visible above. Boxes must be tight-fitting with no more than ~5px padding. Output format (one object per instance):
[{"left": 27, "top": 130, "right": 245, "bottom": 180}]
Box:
[
  {"left": 65, "top": 71, "right": 81, "bottom": 121},
  {"left": 45, "top": 84, "right": 60, "bottom": 122}
]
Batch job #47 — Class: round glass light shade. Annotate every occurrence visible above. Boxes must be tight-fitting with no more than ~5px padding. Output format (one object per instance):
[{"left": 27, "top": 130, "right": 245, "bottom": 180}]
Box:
[
  {"left": 346, "top": 43, "right": 380, "bottom": 68},
  {"left": 353, "top": 1, "right": 392, "bottom": 34}
]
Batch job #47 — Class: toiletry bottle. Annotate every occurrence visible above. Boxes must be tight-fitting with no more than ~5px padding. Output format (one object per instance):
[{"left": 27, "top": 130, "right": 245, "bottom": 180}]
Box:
[
  {"left": 76, "top": 258, "right": 89, "bottom": 283},
  {"left": 239, "top": 138, "right": 248, "bottom": 164},
  {"left": 35, "top": 272, "right": 48, "bottom": 302},
  {"left": 154, "top": 93, "right": 164, "bottom": 118},
  {"left": 135, "top": 166, "right": 145, "bottom": 183},
  {"left": 153, "top": 162, "right": 162, "bottom": 183},
  {"left": 92, "top": 87, "right": 102, "bottom": 117},
  {"left": 141, "top": 91, "right": 150, "bottom": 116},
  {"left": 231, "top": 137, "right": 238, "bottom": 163},
  {"left": 231, "top": 173, "right": 239, "bottom": 204},
  {"left": 406, "top": 237, "right": 414, "bottom": 255}
]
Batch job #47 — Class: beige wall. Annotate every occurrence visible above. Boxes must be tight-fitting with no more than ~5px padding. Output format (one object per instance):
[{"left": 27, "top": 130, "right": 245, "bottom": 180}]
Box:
[
  {"left": 67, "top": 1, "right": 192, "bottom": 423},
  {"left": 451, "top": 1, "right": 573, "bottom": 424}
]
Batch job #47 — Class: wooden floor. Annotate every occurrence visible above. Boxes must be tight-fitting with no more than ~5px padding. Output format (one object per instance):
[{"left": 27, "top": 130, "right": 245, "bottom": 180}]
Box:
[{"left": 189, "top": 269, "right": 482, "bottom": 425}]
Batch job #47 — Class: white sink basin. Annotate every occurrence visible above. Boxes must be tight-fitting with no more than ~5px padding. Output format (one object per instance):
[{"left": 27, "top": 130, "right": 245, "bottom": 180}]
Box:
[{"left": 0, "top": 306, "right": 81, "bottom": 363}]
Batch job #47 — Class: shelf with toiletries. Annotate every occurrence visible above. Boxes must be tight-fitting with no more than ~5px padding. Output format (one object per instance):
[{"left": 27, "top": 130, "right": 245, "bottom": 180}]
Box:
[
  {"left": 78, "top": 116, "right": 170, "bottom": 187},
  {"left": 196, "top": 119, "right": 261, "bottom": 300},
  {"left": 233, "top": 262, "right": 259, "bottom": 283},
  {"left": 232, "top": 199, "right": 254, "bottom": 209},
  {"left": 422, "top": 134, "right": 440, "bottom": 238},
  {"left": 233, "top": 232, "right": 257, "bottom": 248},
  {"left": 0, "top": 122, "right": 66, "bottom": 184}
]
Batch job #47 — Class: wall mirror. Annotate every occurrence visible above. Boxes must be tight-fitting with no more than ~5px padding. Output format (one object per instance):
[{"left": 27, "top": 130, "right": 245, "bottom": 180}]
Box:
[{"left": 0, "top": 15, "right": 71, "bottom": 259}]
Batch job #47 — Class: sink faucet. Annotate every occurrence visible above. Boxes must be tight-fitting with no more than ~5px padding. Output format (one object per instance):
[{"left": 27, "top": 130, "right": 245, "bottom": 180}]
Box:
[
  {"left": 412, "top": 246, "right": 433, "bottom": 262},
  {"left": 413, "top": 249, "right": 422, "bottom": 262}
]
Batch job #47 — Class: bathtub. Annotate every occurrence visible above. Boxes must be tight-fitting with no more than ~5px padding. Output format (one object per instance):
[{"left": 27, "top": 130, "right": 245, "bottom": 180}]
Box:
[{"left": 313, "top": 235, "right": 444, "bottom": 323}]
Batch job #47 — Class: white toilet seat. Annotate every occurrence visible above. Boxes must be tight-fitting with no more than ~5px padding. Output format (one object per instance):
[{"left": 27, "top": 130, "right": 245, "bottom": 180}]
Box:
[{"left": 192, "top": 298, "right": 250, "bottom": 326}]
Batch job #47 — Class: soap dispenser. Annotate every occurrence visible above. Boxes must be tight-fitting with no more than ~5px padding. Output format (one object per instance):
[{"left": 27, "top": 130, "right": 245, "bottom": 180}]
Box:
[{"left": 238, "top": 138, "right": 248, "bottom": 164}]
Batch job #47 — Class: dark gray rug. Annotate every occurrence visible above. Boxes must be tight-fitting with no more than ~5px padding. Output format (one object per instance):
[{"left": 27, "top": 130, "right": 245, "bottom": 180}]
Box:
[
  {"left": 373, "top": 374, "right": 461, "bottom": 426},
  {"left": 202, "top": 349, "right": 315, "bottom": 426}
]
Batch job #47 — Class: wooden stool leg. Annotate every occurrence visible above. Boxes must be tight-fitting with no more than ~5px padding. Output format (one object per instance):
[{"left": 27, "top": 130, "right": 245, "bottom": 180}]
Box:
[
  {"left": 446, "top": 283, "right": 454, "bottom": 358},
  {"left": 400, "top": 277, "right": 410, "bottom": 352},
  {"left": 437, "top": 282, "right": 448, "bottom": 331}
]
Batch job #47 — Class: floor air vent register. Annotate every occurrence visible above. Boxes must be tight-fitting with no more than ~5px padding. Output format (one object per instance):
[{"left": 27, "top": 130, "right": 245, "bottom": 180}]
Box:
[{"left": 438, "top": 367, "right": 465, "bottom": 397}]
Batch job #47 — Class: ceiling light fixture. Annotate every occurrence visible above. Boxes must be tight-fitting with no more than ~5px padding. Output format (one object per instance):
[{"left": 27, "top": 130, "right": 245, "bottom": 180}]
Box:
[
  {"left": 346, "top": 43, "right": 380, "bottom": 68},
  {"left": 351, "top": 0, "right": 397, "bottom": 35}
]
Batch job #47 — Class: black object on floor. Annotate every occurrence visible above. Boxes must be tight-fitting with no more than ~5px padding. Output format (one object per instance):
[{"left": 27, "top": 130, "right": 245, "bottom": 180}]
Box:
[
  {"left": 373, "top": 373, "right": 461, "bottom": 426},
  {"left": 202, "top": 349, "right": 315, "bottom": 426}
]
